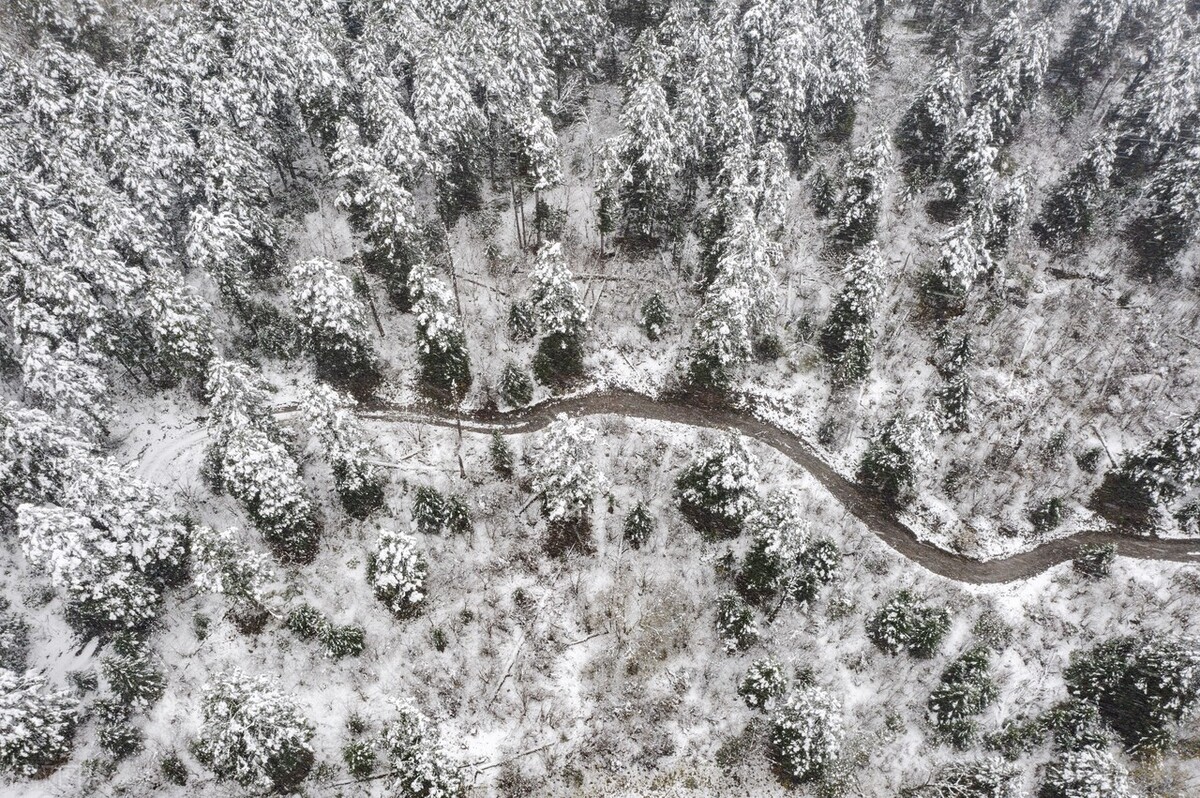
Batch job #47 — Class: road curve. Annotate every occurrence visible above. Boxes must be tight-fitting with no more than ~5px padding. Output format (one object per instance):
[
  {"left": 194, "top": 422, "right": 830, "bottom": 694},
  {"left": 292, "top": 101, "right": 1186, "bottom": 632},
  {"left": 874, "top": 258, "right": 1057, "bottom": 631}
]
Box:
[{"left": 352, "top": 389, "right": 1200, "bottom": 585}]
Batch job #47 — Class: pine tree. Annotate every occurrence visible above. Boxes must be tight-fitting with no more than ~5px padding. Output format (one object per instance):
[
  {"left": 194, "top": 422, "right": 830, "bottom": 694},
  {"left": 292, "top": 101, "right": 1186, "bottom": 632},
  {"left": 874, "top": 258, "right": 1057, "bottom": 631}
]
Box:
[
  {"left": 301, "top": 383, "right": 385, "bottom": 519},
  {"left": 1040, "top": 747, "right": 1134, "bottom": 798},
  {"left": 675, "top": 432, "right": 760, "bottom": 538},
  {"left": 746, "top": 0, "right": 824, "bottom": 163},
  {"left": 639, "top": 293, "right": 672, "bottom": 341},
  {"left": 922, "top": 221, "right": 993, "bottom": 317},
  {"left": 197, "top": 670, "right": 315, "bottom": 792},
  {"left": 288, "top": 257, "right": 381, "bottom": 400},
  {"left": 1053, "top": 0, "right": 1132, "bottom": 91},
  {"left": 770, "top": 686, "right": 843, "bottom": 784},
  {"left": 969, "top": 11, "right": 1049, "bottom": 148},
  {"left": 937, "top": 334, "right": 973, "bottom": 433},
  {"left": 907, "top": 758, "right": 1021, "bottom": 798},
  {"left": 191, "top": 525, "right": 276, "bottom": 633},
  {"left": 1119, "top": 408, "right": 1200, "bottom": 507},
  {"left": 528, "top": 243, "right": 589, "bottom": 387},
  {"left": 829, "top": 133, "right": 891, "bottom": 252},
  {"left": 895, "top": 58, "right": 965, "bottom": 185},
  {"left": 820, "top": 242, "right": 884, "bottom": 387},
  {"left": 1033, "top": 133, "right": 1116, "bottom": 254},
  {"left": 928, "top": 646, "right": 998, "bottom": 748},
  {"left": 410, "top": 263, "right": 472, "bottom": 400},
  {"left": 858, "top": 414, "right": 926, "bottom": 505},
  {"left": 489, "top": 432, "right": 515, "bottom": 478},
  {"left": 1126, "top": 144, "right": 1200, "bottom": 276},
  {"left": 0, "top": 669, "right": 78, "bottom": 778},
  {"left": 383, "top": 702, "right": 463, "bottom": 798},
  {"left": 530, "top": 414, "right": 607, "bottom": 527},
  {"left": 739, "top": 490, "right": 839, "bottom": 605},
  {"left": 368, "top": 527, "right": 428, "bottom": 617},
  {"left": 942, "top": 106, "right": 999, "bottom": 215},
  {"left": 611, "top": 31, "right": 678, "bottom": 240},
  {"left": 139, "top": 269, "right": 215, "bottom": 385}
]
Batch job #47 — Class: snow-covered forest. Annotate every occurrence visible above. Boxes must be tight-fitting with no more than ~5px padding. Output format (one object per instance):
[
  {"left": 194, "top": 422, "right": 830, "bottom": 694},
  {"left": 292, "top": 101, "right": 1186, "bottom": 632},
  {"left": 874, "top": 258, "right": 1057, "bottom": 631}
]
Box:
[{"left": 1, "top": 0, "right": 1199, "bottom": 794}]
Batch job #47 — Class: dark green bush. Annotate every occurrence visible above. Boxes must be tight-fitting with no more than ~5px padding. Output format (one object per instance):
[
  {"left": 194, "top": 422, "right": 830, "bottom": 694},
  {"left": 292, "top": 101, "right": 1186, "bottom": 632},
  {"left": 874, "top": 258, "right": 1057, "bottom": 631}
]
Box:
[
  {"left": 1073, "top": 543, "right": 1116, "bottom": 578},
  {"left": 489, "top": 433, "right": 514, "bottom": 479},
  {"left": 507, "top": 301, "right": 536, "bottom": 342},
  {"left": 319, "top": 624, "right": 365, "bottom": 660},
  {"left": 500, "top": 363, "right": 534, "bottom": 407},
  {"left": 623, "top": 502, "right": 654, "bottom": 549},
  {"left": 1029, "top": 497, "right": 1066, "bottom": 532},
  {"left": 715, "top": 592, "right": 758, "bottom": 653},
  {"left": 929, "top": 647, "right": 998, "bottom": 749},
  {"left": 286, "top": 604, "right": 326, "bottom": 640},
  {"left": 640, "top": 294, "right": 671, "bottom": 341},
  {"left": 867, "top": 590, "right": 951, "bottom": 659},
  {"left": 342, "top": 740, "right": 375, "bottom": 779}
]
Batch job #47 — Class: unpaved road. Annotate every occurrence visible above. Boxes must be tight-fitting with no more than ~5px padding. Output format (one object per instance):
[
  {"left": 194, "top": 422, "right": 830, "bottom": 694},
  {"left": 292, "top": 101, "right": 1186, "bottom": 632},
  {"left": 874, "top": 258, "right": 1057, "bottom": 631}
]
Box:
[{"left": 145, "top": 389, "right": 1200, "bottom": 584}]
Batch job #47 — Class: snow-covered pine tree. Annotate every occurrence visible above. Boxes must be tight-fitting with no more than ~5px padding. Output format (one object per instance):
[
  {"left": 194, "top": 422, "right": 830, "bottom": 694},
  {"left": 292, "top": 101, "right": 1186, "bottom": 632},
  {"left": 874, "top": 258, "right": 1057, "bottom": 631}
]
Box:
[
  {"left": 816, "top": 0, "right": 869, "bottom": 140},
  {"left": 1118, "top": 408, "right": 1200, "bottom": 507},
  {"left": 675, "top": 432, "right": 760, "bottom": 538},
  {"left": 412, "top": 40, "right": 485, "bottom": 224},
  {"left": 1053, "top": 0, "right": 1132, "bottom": 91},
  {"left": 858, "top": 414, "right": 926, "bottom": 505},
  {"left": 895, "top": 58, "right": 965, "bottom": 185},
  {"left": 0, "top": 404, "right": 91, "bottom": 516},
  {"left": 300, "top": 383, "right": 385, "bottom": 519},
  {"left": 383, "top": 702, "right": 463, "bottom": 798},
  {"left": 410, "top": 262, "right": 472, "bottom": 400},
  {"left": 1040, "top": 747, "right": 1134, "bottom": 798},
  {"left": 977, "top": 176, "right": 1028, "bottom": 258},
  {"left": 937, "top": 333, "right": 973, "bottom": 433},
  {"left": 829, "top": 132, "right": 891, "bottom": 253},
  {"left": 528, "top": 242, "right": 589, "bottom": 387},
  {"left": 611, "top": 30, "right": 678, "bottom": 240},
  {"left": 369, "top": 527, "right": 428, "bottom": 617},
  {"left": 739, "top": 490, "right": 839, "bottom": 605},
  {"left": 288, "top": 257, "right": 381, "bottom": 400},
  {"left": 139, "top": 268, "right": 215, "bottom": 385},
  {"left": 1125, "top": 144, "right": 1200, "bottom": 276},
  {"left": 196, "top": 670, "right": 315, "bottom": 792},
  {"left": 922, "top": 221, "right": 993, "bottom": 317},
  {"left": 530, "top": 414, "right": 607, "bottom": 533},
  {"left": 746, "top": 0, "right": 824, "bottom": 165},
  {"left": 0, "top": 668, "right": 78, "bottom": 778},
  {"left": 191, "top": 525, "right": 276, "bottom": 633},
  {"left": 941, "top": 105, "right": 999, "bottom": 217},
  {"left": 908, "top": 757, "right": 1021, "bottom": 798},
  {"left": 1033, "top": 133, "right": 1116, "bottom": 254},
  {"left": 928, "top": 646, "right": 998, "bottom": 748},
  {"left": 819, "top": 242, "right": 884, "bottom": 387},
  {"left": 770, "top": 686, "right": 843, "bottom": 784},
  {"left": 969, "top": 10, "right": 1049, "bottom": 148}
]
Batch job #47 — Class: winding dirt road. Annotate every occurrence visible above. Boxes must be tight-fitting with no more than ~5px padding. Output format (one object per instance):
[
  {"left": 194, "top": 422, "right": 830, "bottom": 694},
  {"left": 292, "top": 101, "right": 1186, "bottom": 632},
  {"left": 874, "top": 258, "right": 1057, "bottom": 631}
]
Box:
[{"left": 355, "top": 390, "right": 1200, "bottom": 585}]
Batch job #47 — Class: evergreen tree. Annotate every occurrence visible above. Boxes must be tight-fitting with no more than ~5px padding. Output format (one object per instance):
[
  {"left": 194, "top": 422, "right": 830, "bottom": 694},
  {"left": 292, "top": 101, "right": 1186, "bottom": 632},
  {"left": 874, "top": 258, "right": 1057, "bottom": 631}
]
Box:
[
  {"left": 858, "top": 414, "right": 926, "bottom": 506},
  {"left": 1053, "top": 0, "right": 1132, "bottom": 91},
  {"left": 1065, "top": 633, "right": 1200, "bottom": 753},
  {"left": 528, "top": 243, "right": 589, "bottom": 387},
  {"left": 929, "top": 646, "right": 998, "bottom": 748},
  {"left": 969, "top": 11, "right": 1050, "bottom": 148},
  {"left": 922, "top": 222, "right": 993, "bottom": 317},
  {"left": 369, "top": 527, "right": 428, "bottom": 617},
  {"left": 413, "top": 41, "right": 485, "bottom": 223},
  {"left": 829, "top": 133, "right": 891, "bottom": 252},
  {"left": 1033, "top": 134, "right": 1116, "bottom": 254},
  {"left": 905, "top": 758, "right": 1021, "bottom": 798},
  {"left": 770, "top": 686, "right": 843, "bottom": 784},
  {"left": 301, "top": 383, "right": 385, "bottom": 519},
  {"left": 530, "top": 414, "right": 607, "bottom": 527},
  {"left": 410, "top": 263, "right": 472, "bottom": 400},
  {"left": 1119, "top": 408, "right": 1200, "bottom": 507},
  {"left": 0, "top": 669, "right": 78, "bottom": 778},
  {"left": 489, "top": 432, "right": 515, "bottom": 478},
  {"left": 383, "top": 702, "right": 463, "bottom": 798},
  {"left": 196, "top": 670, "right": 315, "bottom": 792},
  {"left": 746, "top": 0, "right": 824, "bottom": 163},
  {"left": 610, "top": 31, "right": 678, "bottom": 240},
  {"left": 820, "top": 242, "right": 884, "bottom": 387},
  {"left": 288, "top": 257, "right": 381, "bottom": 400},
  {"left": 675, "top": 432, "right": 760, "bottom": 538},
  {"left": 1125, "top": 144, "right": 1200, "bottom": 276},
  {"left": 867, "top": 589, "right": 951, "bottom": 659},
  {"left": 1039, "top": 747, "right": 1134, "bottom": 798},
  {"left": 191, "top": 525, "right": 276, "bottom": 633},
  {"left": 942, "top": 106, "right": 999, "bottom": 215},
  {"left": 739, "top": 490, "right": 839, "bottom": 605},
  {"left": 937, "top": 334, "right": 973, "bottom": 433},
  {"left": 639, "top": 293, "right": 672, "bottom": 341},
  {"left": 895, "top": 58, "right": 965, "bottom": 185}
]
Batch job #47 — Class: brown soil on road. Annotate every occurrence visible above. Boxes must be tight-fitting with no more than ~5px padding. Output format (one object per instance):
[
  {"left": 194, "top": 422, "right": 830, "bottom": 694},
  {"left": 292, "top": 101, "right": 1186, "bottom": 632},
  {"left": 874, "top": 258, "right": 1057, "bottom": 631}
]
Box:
[{"left": 359, "top": 389, "right": 1200, "bottom": 584}]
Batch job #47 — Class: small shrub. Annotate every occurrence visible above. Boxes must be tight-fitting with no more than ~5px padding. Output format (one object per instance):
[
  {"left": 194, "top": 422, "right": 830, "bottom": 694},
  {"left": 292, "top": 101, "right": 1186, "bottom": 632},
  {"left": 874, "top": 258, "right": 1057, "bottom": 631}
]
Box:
[
  {"left": 640, "top": 294, "right": 671, "bottom": 341},
  {"left": 320, "top": 624, "right": 365, "bottom": 660},
  {"left": 0, "top": 601, "right": 30, "bottom": 672},
  {"left": 985, "top": 714, "right": 1046, "bottom": 761},
  {"left": 383, "top": 704, "right": 462, "bottom": 797},
  {"left": 753, "top": 334, "right": 785, "bottom": 363},
  {"left": 343, "top": 740, "right": 375, "bottom": 780},
  {"left": 431, "top": 627, "right": 448, "bottom": 652},
  {"left": 499, "top": 363, "right": 534, "bottom": 407},
  {"left": 715, "top": 592, "right": 759, "bottom": 653},
  {"left": 1075, "top": 447, "right": 1103, "bottom": 473},
  {"left": 96, "top": 701, "right": 143, "bottom": 761},
  {"left": 739, "top": 658, "right": 787, "bottom": 711},
  {"left": 1043, "top": 699, "right": 1110, "bottom": 753},
  {"left": 1030, "top": 497, "right": 1066, "bottom": 532},
  {"left": 867, "top": 590, "right": 951, "bottom": 659},
  {"left": 623, "top": 502, "right": 654, "bottom": 549},
  {"left": 973, "top": 608, "right": 1013, "bottom": 652},
  {"left": 1073, "top": 543, "right": 1116, "bottom": 578},
  {"left": 810, "top": 168, "right": 836, "bottom": 218},
  {"left": 160, "top": 751, "right": 189, "bottom": 785},
  {"left": 286, "top": 604, "right": 326, "bottom": 640},
  {"left": 346, "top": 713, "right": 368, "bottom": 735},
  {"left": 489, "top": 433, "right": 514, "bottom": 479},
  {"left": 1039, "top": 747, "right": 1134, "bottom": 798}
]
